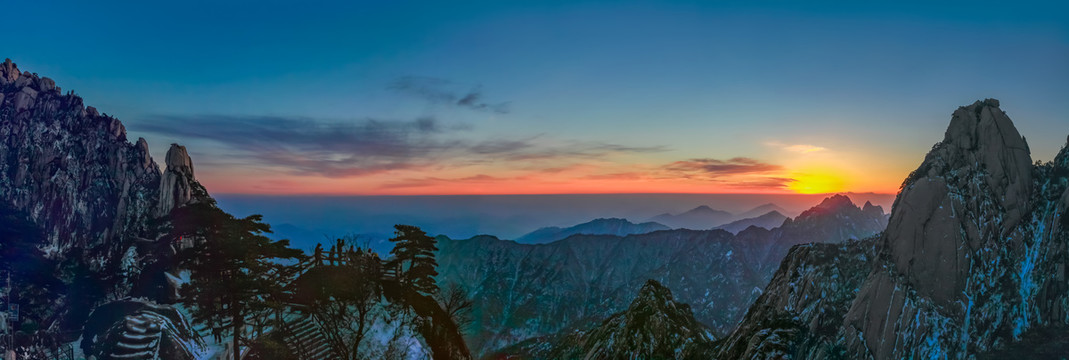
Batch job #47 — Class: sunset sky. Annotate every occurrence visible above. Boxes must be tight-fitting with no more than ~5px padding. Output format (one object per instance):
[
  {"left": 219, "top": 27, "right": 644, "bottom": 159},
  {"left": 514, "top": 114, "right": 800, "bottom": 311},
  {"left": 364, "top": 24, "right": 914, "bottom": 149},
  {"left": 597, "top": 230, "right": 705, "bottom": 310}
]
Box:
[{"left": 6, "top": 1, "right": 1067, "bottom": 195}]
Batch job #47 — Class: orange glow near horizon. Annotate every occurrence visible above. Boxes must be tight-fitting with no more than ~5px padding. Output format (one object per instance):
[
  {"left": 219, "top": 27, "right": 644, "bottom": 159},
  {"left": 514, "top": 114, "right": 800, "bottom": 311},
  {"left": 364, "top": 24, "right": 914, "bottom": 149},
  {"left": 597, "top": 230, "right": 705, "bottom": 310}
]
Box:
[
  {"left": 189, "top": 141, "right": 908, "bottom": 197},
  {"left": 195, "top": 166, "right": 900, "bottom": 196}
]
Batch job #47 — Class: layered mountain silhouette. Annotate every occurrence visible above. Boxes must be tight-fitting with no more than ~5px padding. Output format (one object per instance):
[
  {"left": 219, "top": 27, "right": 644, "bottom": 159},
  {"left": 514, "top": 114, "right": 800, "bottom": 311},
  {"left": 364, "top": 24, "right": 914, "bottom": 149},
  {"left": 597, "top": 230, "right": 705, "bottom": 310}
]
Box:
[
  {"left": 714, "top": 210, "right": 789, "bottom": 234},
  {"left": 718, "top": 99, "right": 1069, "bottom": 359},
  {"left": 650, "top": 203, "right": 796, "bottom": 230},
  {"left": 649, "top": 205, "right": 735, "bottom": 229},
  {"left": 516, "top": 218, "right": 670, "bottom": 244},
  {"left": 436, "top": 195, "right": 887, "bottom": 355},
  {"left": 736, "top": 203, "right": 792, "bottom": 219}
]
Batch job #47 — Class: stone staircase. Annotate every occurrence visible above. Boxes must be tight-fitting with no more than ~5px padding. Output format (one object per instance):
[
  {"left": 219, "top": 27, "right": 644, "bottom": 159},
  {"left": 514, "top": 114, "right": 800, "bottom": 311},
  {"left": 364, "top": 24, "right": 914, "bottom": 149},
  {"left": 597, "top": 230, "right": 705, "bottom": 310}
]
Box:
[
  {"left": 107, "top": 313, "right": 163, "bottom": 359},
  {"left": 280, "top": 315, "right": 334, "bottom": 360}
]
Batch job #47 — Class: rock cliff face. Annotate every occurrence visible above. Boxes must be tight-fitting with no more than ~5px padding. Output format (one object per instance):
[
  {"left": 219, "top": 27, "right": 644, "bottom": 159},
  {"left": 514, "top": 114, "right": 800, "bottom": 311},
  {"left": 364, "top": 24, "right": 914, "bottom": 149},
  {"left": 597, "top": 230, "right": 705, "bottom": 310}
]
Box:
[
  {"left": 0, "top": 58, "right": 161, "bottom": 266},
  {"left": 0, "top": 59, "right": 206, "bottom": 355},
  {"left": 719, "top": 99, "right": 1069, "bottom": 359},
  {"left": 436, "top": 195, "right": 887, "bottom": 356}
]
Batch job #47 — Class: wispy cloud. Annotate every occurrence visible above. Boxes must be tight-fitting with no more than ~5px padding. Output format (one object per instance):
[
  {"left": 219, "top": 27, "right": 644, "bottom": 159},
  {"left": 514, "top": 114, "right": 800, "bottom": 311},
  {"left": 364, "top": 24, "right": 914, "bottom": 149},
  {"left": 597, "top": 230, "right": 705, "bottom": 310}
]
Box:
[
  {"left": 389, "top": 76, "right": 511, "bottom": 114},
  {"left": 765, "top": 141, "right": 828, "bottom": 154},
  {"left": 663, "top": 157, "right": 782, "bottom": 175},
  {"left": 129, "top": 114, "right": 662, "bottom": 178}
]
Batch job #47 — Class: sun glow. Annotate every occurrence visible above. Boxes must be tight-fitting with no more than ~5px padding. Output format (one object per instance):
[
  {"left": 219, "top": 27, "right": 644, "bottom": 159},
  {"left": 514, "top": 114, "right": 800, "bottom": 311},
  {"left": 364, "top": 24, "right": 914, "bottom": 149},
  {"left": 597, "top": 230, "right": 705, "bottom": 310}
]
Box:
[{"left": 788, "top": 169, "right": 846, "bottom": 194}]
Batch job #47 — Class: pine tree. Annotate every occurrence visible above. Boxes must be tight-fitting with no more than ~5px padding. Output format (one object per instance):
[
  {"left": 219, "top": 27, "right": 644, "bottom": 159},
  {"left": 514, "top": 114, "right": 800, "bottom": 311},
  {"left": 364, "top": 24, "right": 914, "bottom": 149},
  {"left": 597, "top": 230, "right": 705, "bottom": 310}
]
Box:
[
  {"left": 290, "top": 237, "right": 383, "bottom": 359},
  {"left": 169, "top": 200, "right": 301, "bottom": 360},
  {"left": 387, "top": 225, "right": 439, "bottom": 295}
]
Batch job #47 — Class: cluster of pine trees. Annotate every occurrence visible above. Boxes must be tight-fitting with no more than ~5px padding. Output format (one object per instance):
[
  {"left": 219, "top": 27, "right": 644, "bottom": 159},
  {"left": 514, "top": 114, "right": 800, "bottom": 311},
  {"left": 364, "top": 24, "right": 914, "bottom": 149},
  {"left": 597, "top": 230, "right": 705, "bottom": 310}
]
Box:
[{"left": 167, "top": 199, "right": 469, "bottom": 359}]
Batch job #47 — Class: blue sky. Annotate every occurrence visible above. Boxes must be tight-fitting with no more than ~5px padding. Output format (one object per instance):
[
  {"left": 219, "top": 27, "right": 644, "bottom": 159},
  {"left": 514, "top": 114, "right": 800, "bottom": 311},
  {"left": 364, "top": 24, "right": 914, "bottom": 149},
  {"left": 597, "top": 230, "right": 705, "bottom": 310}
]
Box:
[{"left": 6, "top": 0, "right": 1068, "bottom": 194}]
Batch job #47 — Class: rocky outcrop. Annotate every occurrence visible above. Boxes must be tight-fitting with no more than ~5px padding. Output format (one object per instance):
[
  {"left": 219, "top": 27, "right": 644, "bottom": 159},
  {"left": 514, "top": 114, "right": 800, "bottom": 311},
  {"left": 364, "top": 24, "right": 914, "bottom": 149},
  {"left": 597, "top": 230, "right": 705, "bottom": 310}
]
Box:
[
  {"left": 885, "top": 98, "right": 1033, "bottom": 307},
  {"left": 496, "top": 279, "right": 716, "bottom": 359},
  {"left": 718, "top": 99, "right": 1069, "bottom": 359},
  {"left": 157, "top": 143, "right": 206, "bottom": 217}
]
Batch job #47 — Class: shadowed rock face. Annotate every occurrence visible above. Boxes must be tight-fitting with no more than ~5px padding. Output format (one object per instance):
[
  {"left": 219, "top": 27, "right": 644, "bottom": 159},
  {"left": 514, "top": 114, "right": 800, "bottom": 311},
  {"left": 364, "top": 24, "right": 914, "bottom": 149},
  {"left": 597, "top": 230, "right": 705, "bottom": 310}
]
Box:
[
  {"left": 718, "top": 99, "right": 1069, "bottom": 359},
  {"left": 0, "top": 58, "right": 161, "bottom": 266},
  {"left": 886, "top": 99, "right": 1033, "bottom": 307},
  {"left": 0, "top": 58, "right": 208, "bottom": 348}
]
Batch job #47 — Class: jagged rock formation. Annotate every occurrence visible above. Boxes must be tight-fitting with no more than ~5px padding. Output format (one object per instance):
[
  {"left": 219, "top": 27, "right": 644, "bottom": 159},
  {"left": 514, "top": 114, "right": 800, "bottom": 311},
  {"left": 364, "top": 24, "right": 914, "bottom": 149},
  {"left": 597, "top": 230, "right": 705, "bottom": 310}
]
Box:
[
  {"left": 436, "top": 195, "right": 887, "bottom": 356},
  {"left": 0, "top": 58, "right": 161, "bottom": 265},
  {"left": 497, "top": 279, "right": 717, "bottom": 359},
  {"left": 0, "top": 59, "right": 206, "bottom": 356},
  {"left": 157, "top": 144, "right": 205, "bottom": 217},
  {"left": 719, "top": 99, "right": 1069, "bottom": 359},
  {"left": 515, "top": 217, "right": 670, "bottom": 244}
]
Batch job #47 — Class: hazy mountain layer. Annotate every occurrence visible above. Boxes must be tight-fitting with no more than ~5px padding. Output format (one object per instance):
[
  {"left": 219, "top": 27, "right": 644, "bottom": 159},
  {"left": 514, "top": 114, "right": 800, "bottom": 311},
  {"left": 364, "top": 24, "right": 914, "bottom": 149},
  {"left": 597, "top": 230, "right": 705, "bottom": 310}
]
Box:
[
  {"left": 714, "top": 211, "right": 789, "bottom": 234},
  {"left": 516, "top": 217, "right": 670, "bottom": 244},
  {"left": 649, "top": 205, "right": 734, "bottom": 229}
]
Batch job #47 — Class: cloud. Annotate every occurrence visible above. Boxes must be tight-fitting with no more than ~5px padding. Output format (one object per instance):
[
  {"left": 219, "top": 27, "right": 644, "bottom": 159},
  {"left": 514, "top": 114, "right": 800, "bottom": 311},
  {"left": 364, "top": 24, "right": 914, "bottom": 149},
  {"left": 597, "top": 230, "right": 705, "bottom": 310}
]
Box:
[
  {"left": 378, "top": 174, "right": 512, "bottom": 189},
  {"left": 663, "top": 157, "right": 782, "bottom": 175},
  {"left": 390, "top": 76, "right": 511, "bottom": 114},
  {"left": 129, "top": 114, "right": 662, "bottom": 178},
  {"left": 765, "top": 141, "right": 828, "bottom": 154}
]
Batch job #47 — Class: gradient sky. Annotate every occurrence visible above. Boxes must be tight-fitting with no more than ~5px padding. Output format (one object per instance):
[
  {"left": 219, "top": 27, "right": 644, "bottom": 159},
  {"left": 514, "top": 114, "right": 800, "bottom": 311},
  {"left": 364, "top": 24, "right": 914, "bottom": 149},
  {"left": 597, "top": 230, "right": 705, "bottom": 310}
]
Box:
[{"left": 5, "top": 1, "right": 1067, "bottom": 195}]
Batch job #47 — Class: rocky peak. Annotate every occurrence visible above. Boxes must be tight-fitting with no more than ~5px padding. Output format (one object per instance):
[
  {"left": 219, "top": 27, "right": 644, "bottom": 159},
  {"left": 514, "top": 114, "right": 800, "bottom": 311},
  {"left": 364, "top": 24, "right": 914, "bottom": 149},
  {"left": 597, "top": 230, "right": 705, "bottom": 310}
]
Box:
[
  {"left": 1, "top": 58, "right": 19, "bottom": 84},
  {"left": 794, "top": 194, "right": 858, "bottom": 221},
  {"left": 157, "top": 143, "right": 201, "bottom": 216},
  {"left": 861, "top": 201, "right": 884, "bottom": 216},
  {"left": 630, "top": 279, "right": 674, "bottom": 310},
  {"left": 885, "top": 98, "right": 1033, "bottom": 307},
  {"left": 569, "top": 279, "right": 715, "bottom": 359}
]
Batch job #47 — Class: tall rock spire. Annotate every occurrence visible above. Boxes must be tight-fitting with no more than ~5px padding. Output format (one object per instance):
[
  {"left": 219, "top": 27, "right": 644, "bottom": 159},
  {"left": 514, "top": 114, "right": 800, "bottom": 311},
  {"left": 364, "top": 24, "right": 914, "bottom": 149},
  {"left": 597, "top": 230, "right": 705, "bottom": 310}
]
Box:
[{"left": 157, "top": 143, "right": 200, "bottom": 216}]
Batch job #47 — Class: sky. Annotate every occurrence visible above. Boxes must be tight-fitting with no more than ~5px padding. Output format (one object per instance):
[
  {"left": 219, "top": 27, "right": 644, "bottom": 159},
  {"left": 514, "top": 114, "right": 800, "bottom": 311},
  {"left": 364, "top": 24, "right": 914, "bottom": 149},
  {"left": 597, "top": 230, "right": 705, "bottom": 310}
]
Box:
[{"left": 5, "top": 0, "right": 1068, "bottom": 196}]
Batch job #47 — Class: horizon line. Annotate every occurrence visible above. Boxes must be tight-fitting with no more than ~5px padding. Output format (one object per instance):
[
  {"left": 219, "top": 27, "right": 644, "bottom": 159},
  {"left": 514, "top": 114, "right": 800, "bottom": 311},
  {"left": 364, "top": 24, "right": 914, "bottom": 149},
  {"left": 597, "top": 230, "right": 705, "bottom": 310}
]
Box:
[{"left": 211, "top": 191, "right": 898, "bottom": 197}]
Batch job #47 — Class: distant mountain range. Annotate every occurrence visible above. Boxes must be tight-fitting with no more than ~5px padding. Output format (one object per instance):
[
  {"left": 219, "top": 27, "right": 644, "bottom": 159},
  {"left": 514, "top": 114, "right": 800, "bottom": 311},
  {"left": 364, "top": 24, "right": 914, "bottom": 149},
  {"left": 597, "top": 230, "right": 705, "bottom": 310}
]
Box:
[
  {"left": 649, "top": 203, "right": 795, "bottom": 230},
  {"left": 437, "top": 194, "right": 888, "bottom": 356},
  {"left": 649, "top": 205, "right": 734, "bottom": 229},
  {"left": 516, "top": 218, "right": 670, "bottom": 244},
  {"left": 714, "top": 210, "right": 789, "bottom": 234}
]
